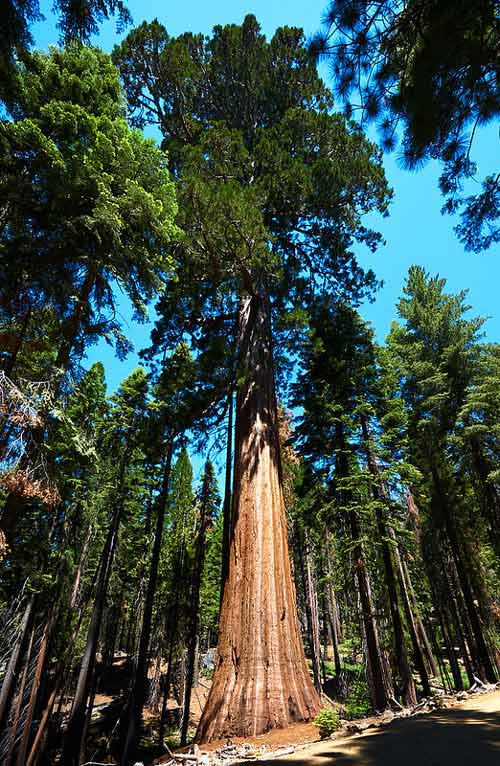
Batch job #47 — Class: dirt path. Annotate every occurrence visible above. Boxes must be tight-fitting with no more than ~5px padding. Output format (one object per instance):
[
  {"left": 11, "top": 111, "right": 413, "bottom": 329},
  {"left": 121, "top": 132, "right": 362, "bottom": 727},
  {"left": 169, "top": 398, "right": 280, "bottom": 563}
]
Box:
[{"left": 259, "top": 691, "right": 500, "bottom": 766}]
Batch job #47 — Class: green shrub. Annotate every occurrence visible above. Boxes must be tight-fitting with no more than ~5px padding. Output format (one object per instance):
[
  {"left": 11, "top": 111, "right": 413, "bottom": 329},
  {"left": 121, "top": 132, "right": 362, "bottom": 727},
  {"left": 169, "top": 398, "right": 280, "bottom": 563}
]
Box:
[
  {"left": 344, "top": 675, "right": 371, "bottom": 720},
  {"left": 313, "top": 707, "right": 341, "bottom": 738}
]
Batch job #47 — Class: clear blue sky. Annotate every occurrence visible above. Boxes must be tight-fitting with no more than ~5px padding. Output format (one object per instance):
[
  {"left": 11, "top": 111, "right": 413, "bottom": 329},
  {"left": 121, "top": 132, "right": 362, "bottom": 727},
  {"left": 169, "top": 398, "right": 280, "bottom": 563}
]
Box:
[{"left": 34, "top": 0, "right": 500, "bottom": 397}]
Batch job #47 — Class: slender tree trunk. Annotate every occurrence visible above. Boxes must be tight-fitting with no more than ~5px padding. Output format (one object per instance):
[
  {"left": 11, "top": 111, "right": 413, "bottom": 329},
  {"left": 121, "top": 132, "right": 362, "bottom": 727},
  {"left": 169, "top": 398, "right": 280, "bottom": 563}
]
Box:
[
  {"left": 158, "top": 569, "right": 185, "bottom": 748},
  {"left": 324, "top": 588, "right": 342, "bottom": 675},
  {"left": 446, "top": 567, "right": 476, "bottom": 685},
  {"left": 220, "top": 393, "right": 233, "bottom": 608},
  {"left": 196, "top": 291, "right": 319, "bottom": 742},
  {"left": 25, "top": 679, "right": 60, "bottom": 766},
  {"left": 5, "top": 622, "right": 36, "bottom": 765},
  {"left": 350, "top": 517, "right": 390, "bottom": 711},
  {"left": 158, "top": 637, "right": 175, "bottom": 749},
  {"left": 336, "top": 421, "right": 390, "bottom": 711},
  {"left": 180, "top": 466, "right": 212, "bottom": 746},
  {"left": 62, "top": 497, "right": 124, "bottom": 765},
  {"left": 360, "top": 416, "right": 416, "bottom": 706},
  {"left": 299, "top": 533, "right": 322, "bottom": 695},
  {"left": 121, "top": 438, "right": 174, "bottom": 765},
  {"left": 0, "top": 596, "right": 35, "bottom": 731},
  {"left": 432, "top": 468, "right": 497, "bottom": 682},
  {"left": 70, "top": 525, "right": 93, "bottom": 610},
  {"left": 2, "top": 305, "right": 32, "bottom": 379},
  {"left": 102, "top": 588, "right": 123, "bottom": 677},
  {"left": 399, "top": 553, "right": 438, "bottom": 677},
  {"left": 394, "top": 546, "right": 432, "bottom": 696},
  {"left": 192, "top": 635, "right": 200, "bottom": 689},
  {"left": 80, "top": 669, "right": 99, "bottom": 766},
  {"left": 469, "top": 436, "right": 500, "bottom": 557},
  {"left": 323, "top": 536, "right": 342, "bottom": 675},
  {"left": 439, "top": 606, "right": 463, "bottom": 691},
  {"left": 15, "top": 611, "right": 53, "bottom": 766}
]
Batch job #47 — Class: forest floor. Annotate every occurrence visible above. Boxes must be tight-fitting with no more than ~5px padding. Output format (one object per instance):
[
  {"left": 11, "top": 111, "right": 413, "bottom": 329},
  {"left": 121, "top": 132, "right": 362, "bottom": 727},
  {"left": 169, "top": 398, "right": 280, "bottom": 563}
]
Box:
[{"left": 239, "top": 689, "right": 500, "bottom": 766}]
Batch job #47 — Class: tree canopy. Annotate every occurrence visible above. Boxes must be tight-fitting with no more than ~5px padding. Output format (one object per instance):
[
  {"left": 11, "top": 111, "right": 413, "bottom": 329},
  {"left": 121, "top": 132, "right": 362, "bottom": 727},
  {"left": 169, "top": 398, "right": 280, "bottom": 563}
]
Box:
[{"left": 314, "top": 1, "right": 500, "bottom": 251}]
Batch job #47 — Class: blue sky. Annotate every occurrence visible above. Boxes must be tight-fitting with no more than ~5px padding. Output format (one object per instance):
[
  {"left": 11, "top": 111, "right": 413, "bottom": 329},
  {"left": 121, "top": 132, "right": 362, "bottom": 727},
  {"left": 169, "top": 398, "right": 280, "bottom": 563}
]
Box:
[{"left": 34, "top": 0, "right": 500, "bottom": 397}]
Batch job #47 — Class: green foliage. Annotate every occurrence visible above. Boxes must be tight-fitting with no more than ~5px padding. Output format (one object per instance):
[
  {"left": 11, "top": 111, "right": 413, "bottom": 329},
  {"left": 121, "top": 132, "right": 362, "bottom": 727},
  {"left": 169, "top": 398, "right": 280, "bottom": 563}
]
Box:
[
  {"left": 114, "top": 14, "right": 391, "bottom": 419},
  {"left": 200, "top": 510, "right": 223, "bottom": 634},
  {"left": 313, "top": 707, "right": 341, "bottom": 738},
  {"left": 0, "top": 0, "right": 131, "bottom": 99},
  {"left": 0, "top": 45, "right": 178, "bottom": 378},
  {"left": 316, "top": 1, "right": 500, "bottom": 252},
  {"left": 344, "top": 681, "right": 371, "bottom": 720}
]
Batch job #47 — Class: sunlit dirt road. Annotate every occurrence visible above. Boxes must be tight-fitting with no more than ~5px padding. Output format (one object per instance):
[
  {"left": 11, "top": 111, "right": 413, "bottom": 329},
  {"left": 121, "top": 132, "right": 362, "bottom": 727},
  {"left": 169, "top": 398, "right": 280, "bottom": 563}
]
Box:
[{"left": 261, "top": 691, "right": 500, "bottom": 766}]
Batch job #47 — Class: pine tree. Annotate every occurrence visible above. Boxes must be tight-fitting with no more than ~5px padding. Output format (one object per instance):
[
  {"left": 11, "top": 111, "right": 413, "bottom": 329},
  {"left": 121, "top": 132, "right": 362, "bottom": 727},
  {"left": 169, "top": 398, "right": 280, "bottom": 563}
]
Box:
[
  {"left": 0, "top": 45, "right": 178, "bottom": 546},
  {"left": 386, "top": 266, "right": 499, "bottom": 683},
  {"left": 62, "top": 368, "right": 149, "bottom": 766},
  {"left": 314, "top": 1, "right": 500, "bottom": 252}
]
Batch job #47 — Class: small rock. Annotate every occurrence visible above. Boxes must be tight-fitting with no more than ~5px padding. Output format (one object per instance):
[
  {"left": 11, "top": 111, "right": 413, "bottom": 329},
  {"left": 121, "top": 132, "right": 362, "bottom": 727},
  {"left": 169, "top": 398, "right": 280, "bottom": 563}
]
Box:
[{"left": 345, "top": 722, "right": 368, "bottom": 734}]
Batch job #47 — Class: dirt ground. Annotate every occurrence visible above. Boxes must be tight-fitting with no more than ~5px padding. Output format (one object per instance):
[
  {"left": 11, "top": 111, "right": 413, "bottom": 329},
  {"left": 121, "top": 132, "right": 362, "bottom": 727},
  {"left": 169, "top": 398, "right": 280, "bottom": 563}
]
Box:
[{"left": 255, "top": 690, "right": 500, "bottom": 766}]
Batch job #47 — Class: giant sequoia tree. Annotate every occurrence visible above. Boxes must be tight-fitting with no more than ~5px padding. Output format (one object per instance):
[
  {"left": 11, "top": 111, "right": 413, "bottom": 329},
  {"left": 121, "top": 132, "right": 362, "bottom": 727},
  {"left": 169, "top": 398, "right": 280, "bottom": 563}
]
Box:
[{"left": 113, "top": 14, "right": 391, "bottom": 740}]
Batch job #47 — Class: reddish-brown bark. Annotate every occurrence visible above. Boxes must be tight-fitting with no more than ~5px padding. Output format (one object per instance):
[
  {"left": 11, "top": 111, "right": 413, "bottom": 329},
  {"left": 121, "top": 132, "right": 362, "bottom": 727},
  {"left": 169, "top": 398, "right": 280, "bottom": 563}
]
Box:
[{"left": 196, "top": 292, "right": 320, "bottom": 742}]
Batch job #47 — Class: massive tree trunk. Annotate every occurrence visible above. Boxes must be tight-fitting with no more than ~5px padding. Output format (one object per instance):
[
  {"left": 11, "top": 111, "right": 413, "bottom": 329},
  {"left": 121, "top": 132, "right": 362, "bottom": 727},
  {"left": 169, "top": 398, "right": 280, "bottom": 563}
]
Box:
[
  {"left": 196, "top": 291, "right": 320, "bottom": 742},
  {"left": 220, "top": 393, "right": 234, "bottom": 609}
]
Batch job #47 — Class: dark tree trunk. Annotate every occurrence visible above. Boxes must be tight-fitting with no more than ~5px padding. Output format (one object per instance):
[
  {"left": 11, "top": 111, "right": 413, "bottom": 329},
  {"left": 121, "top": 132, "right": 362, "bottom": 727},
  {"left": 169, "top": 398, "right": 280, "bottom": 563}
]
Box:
[
  {"left": 196, "top": 291, "right": 319, "bottom": 742},
  {"left": 2, "top": 305, "right": 32, "bottom": 379},
  {"left": 158, "top": 577, "right": 184, "bottom": 748},
  {"left": 394, "top": 545, "right": 432, "bottom": 696},
  {"left": 432, "top": 467, "right": 497, "bottom": 682},
  {"left": 14, "top": 611, "right": 53, "bottom": 766},
  {"left": 351, "top": 519, "right": 390, "bottom": 711},
  {"left": 298, "top": 531, "right": 322, "bottom": 695},
  {"left": 0, "top": 597, "right": 34, "bottom": 732},
  {"left": 62, "top": 493, "right": 125, "bottom": 765},
  {"left": 323, "top": 536, "right": 342, "bottom": 675},
  {"left": 180, "top": 466, "right": 212, "bottom": 746},
  {"left": 121, "top": 439, "right": 174, "bottom": 765},
  {"left": 469, "top": 436, "right": 500, "bottom": 556},
  {"left": 360, "top": 416, "right": 416, "bottom": 706},
  {"left": 25, "top": 678, "right": 60, "bottom": 766},
  {"left": 445, "top": 565, "right": 476, "bottom": 685},
  {"left": 336, "top": 421, "right": 390, "bottom": 712},
  {"left": 399, "top": 552, "right": 439, "bottom": 678},
  {"left": 158, "top": 638, "right": 175, "bottom": 749},
  {"left": 5, "top": 621, "right": 36, "bottom": 766},
  {"left": 438, "top": 605, "right": 463, "bottom": 691}
]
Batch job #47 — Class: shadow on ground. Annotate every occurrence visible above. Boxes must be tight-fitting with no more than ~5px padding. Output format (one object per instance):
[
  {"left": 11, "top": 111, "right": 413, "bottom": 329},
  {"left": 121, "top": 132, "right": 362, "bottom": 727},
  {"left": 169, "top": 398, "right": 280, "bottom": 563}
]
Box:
[{"left": 251, "top": 705, "right": 500, "bottom": 766}]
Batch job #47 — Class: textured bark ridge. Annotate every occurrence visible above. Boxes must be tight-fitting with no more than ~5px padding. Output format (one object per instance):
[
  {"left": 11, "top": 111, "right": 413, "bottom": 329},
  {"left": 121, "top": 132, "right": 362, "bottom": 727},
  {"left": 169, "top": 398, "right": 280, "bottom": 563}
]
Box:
[{"left": 196, "top": 292, "right": 320, "bottom": 742}]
